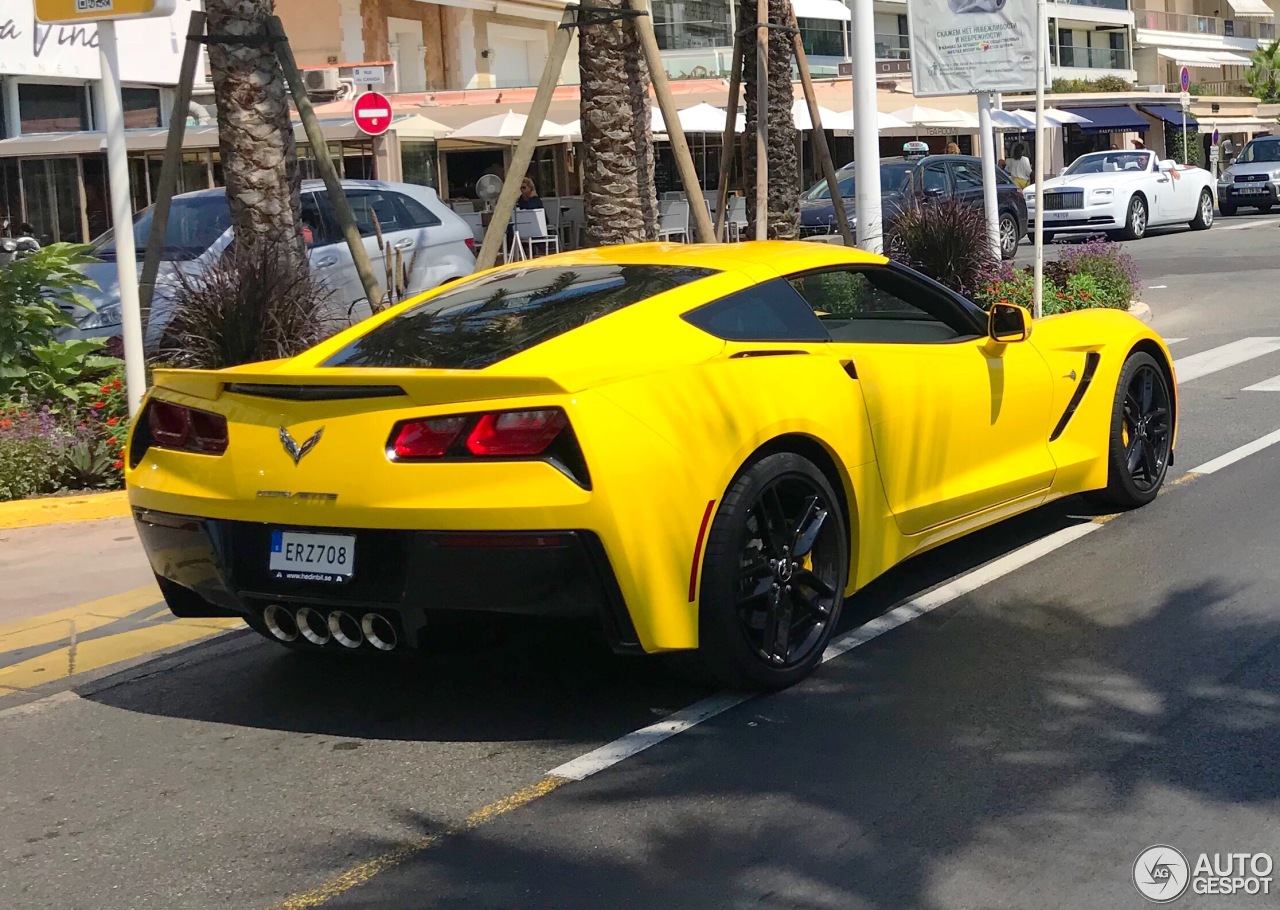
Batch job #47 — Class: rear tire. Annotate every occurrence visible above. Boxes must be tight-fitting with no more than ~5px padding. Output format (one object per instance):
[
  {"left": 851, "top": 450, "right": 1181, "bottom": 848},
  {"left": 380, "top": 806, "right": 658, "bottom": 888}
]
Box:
[
  {"left": 1190, "top": 189, "right": 1214, "bottom": 230},
  {"left": 1094, "top": 352, "right": 1173, "bottom": 508},
  {"left": 1259, "top": 203, "right": 1274, "bottom": 213},
  {"left": 697, "top": 452, "right": 848, "bottom": 691}
]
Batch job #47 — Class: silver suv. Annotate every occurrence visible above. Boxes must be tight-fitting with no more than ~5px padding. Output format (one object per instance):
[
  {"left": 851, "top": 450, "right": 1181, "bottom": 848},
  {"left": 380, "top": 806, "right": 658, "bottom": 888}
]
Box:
[
  {"left": 62, "top": 179, "right": 477, "bottom": 347},
  {"left": 1218, "top": 136, "right": 1280, "bottom": 216}
]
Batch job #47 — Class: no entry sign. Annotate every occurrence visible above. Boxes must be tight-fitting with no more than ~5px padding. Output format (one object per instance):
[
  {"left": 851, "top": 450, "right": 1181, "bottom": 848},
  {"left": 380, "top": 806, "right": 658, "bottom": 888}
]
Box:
[{"left": 353, "top": 91, "right": 392, "bottom": 137}]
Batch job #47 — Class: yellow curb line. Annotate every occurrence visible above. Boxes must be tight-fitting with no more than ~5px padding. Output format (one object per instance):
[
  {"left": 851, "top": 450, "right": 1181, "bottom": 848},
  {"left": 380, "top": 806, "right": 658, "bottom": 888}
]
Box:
[
  {"left": 0, "top": 490, "right": 130, "bottom": 530},
  {"left": 0, "top": 585, "right": 162, "bottom": 653}
]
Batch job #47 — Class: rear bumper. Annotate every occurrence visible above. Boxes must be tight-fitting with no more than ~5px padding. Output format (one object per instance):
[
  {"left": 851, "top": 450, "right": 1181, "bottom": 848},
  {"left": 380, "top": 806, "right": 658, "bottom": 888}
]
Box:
[{"left": 135, "top": 507, "right": 642, "bottom": 653}]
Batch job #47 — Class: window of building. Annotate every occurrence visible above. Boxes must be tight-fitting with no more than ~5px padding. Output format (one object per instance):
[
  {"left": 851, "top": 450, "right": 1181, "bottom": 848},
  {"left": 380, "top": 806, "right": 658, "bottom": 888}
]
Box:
[
  {"left": 17, "top": 83, "right": 89, "bottom": 134},
  {"left": 401, "top": 141, "right": 439, "bottom": 189},
  {"left": 651, "top": 0, "right": 731, "bottom": 51},
  {"left": 798, "top": 18, "right": 845, "bottom": 58},
  {"left": 122, "top": 88, "right": 162, "bottom": 129}
]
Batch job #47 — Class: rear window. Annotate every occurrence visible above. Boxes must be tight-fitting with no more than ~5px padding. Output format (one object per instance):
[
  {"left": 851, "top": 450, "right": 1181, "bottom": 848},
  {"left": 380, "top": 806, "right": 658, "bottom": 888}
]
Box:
[
  {"left": 323, "top": 264, "right": 717, "bottom": 370},
  {"left": 91, "top": 193, "right": 231, "bottom": 261}
]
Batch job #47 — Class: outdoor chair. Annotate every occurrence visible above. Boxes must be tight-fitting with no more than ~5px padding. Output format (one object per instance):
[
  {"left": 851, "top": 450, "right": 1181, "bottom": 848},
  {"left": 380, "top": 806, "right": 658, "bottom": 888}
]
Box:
[
  {"left": 726, "top": 196, "right": 748, "bottom": 242},
  {"left": 657, "top": 199, "right": 690, "bottom": 242},
  {"left": 514, "top": 209, "right": 559, "bottom": 258}
]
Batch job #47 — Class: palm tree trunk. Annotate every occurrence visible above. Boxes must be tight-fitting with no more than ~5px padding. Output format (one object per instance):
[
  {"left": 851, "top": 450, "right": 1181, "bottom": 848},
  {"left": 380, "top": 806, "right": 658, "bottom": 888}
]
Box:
[
  {"left": 741, "top": 0, "right": 799, "bottom": 239},
  {"left": 205, "top": 0, "right": 305, "bottom": 267},
  {"left": 578, "top": 1, "right": 659, "bottom": 245}
]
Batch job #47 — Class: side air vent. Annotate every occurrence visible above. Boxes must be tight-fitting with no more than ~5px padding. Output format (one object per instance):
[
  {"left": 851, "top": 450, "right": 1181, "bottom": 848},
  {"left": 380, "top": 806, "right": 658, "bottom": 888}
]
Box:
[
  {"left": 728, "top": 350, "right": 810, "bottom": 359},
  {"left": 1049, "top": 352, "right": 1101, "bottom": 441},
  {"left": 225, "top": 384, "right": 407, "bottom": 401}
]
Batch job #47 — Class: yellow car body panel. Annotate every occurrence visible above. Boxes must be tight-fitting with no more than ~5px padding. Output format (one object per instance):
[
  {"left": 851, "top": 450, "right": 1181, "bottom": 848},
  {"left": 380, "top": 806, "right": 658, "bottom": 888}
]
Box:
[{"left": 126, "top": 242, "right": 1176, "bottom": 655}]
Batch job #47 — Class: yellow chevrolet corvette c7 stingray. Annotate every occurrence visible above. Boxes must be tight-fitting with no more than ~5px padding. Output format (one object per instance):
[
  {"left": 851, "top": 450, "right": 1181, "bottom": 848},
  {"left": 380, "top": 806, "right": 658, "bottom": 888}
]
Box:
[{"left": 127, "top": 241, "right": 1177, "bottom": 689}]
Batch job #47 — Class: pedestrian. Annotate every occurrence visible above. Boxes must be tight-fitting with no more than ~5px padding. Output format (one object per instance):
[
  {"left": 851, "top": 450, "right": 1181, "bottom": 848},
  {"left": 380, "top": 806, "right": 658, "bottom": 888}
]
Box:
[
  {"left": 946, "top": 141, "right": 960, "bottom": 155},
  {"left": 1131, "top": 138, "right": 1145, "bottom": 150},
  {"left": 1007, "top": 143, "right": 1033, "bottom": 188},
  {"left": 517, "top": 177, "right": 544, "bottom": 210}
]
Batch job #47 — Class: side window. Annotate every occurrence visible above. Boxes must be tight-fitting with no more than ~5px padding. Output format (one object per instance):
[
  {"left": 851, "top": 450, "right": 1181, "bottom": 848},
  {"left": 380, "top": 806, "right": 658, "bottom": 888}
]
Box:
[
  {"left": 393, "top": 192, "right": 441, "bottom": 228},
  {"left": 950, "top": 160, "right": 984, "bottom": 192},
  {"left": 300, "top": 193, "right": 341, "bottom": 246},
  {"left": 683, "top": 278, "right": 831, "bottom": 342},
  {"left": 346, "top": 190, "right": 403, "bottom": 236},
  {"left": 922, "top": 163, "right": 949, "bottom": 194},
  {"left": 787, "top": 266, "right": 979, "bottom": 344}
]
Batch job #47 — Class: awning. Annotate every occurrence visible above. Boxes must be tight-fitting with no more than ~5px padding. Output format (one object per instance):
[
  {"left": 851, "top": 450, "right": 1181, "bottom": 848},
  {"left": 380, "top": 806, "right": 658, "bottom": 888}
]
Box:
[
  {"left": 1225, "top": 0, "right": 1274, "bottom": 17},
  {"left": 793, "top": 0, "right": 851, "bottom": 21},
  {"left": 1155, "top": 47, "right": 1252, "bottom": 67},
  {"left": 1140, "top": 104, "right": 1200, "bottom": 130},
  {"left": 1058, "top": 106, "right": 1151, "bottom": 135}
]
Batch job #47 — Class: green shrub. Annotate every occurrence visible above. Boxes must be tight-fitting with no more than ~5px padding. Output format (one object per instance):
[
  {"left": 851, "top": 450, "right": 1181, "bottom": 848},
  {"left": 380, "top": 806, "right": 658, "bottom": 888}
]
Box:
[
  {"left": 884, "top": 196, "right": 999, "bottom": 297},
  {"left": 0, "top": 434, "right": 58, "bottom": 501},
  {"left": 1044, "top": 238, "right": 1140, "bottom": 309}
]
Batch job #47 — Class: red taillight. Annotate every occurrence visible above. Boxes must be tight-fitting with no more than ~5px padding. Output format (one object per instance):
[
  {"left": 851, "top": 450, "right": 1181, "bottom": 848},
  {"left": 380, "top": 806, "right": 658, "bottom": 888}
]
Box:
[
  {"left": 466, "top": 409, "right": 567, "bottom": 456},
  {"left": 146, "top": 400, "right": 228, "bottom": 455},
  {"left": 391, "top": 415, "right": 467, "bottom": 459},
  {"left": 464, "top": 237, "right": 476, "bottom": 253}
]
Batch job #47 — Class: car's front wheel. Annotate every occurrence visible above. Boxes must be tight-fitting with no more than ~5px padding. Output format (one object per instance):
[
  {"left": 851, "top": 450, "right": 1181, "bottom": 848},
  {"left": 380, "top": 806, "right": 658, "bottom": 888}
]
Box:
[
  {"left": 999, "top": 212, "right": 1020, "bottom": 259},
  {"left": 1219, "top": 201, "right": 1237, "bottom": 216},
  {"left": 697, "top": 452, "right": 848, "bottom": 690},
  {"left": 1121, "top": 195, "right": 1148, "bottom": 240},
  {"left": 1190, "top": 189, "right": 1214, "bottom": 230},
  {"left": 1095, "top": 352, "right": 1173, "bottom": 508}
]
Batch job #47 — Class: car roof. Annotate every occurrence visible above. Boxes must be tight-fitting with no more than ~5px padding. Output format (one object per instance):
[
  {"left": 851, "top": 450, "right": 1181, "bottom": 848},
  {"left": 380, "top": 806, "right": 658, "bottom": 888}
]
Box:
[{"left": 172, "top": 179, "right": 431, "bottom": 201}]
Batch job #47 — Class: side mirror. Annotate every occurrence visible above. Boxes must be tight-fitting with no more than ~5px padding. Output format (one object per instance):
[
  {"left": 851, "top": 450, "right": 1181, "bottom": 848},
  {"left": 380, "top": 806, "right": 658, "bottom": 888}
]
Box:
[
  {"left": 923, "top": 186, "right": 946, "bottom": 198},
  {"left": 988, "top": 303, "right": 1032, "bottom": 343}
]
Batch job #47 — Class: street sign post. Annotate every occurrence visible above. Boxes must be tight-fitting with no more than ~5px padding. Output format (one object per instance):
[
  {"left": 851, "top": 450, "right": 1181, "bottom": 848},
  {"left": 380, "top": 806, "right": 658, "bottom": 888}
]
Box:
[
  {"left": 1180, "top": 65, "right": 1191, "bottom": 93},
  {"left": 35, "top": 0, "right": 176, "bottom": 417},
  {"left": 351, "top": 66, "right": 385, "bottom": 85},
  {"left": 353, "top": 90, "right": 392, "bottom": 137},
  {"left": 1179, "top": 67, "right": 1191, "bottom": 167}
]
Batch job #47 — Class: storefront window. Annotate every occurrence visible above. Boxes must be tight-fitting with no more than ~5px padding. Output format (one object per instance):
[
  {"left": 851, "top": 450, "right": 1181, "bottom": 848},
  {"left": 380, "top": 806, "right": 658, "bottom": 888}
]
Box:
[
  {"left": 122, "top": 88, "right": 162, "bottom": 129},
  {"left": 401, "top": 141, "right": 439, "bottom": 188},
  {"left": 19, "top": 158, "right": 83, "bottom": 244},
  {"left": 652, "top": 0, "right": 731, "bottom": 50},
  {"left": 179, "top": 151, "right": 208, "bottom": 193},
  {"left": 444, "top": 148, "right": 505, "bottom": 200},
  {"left": 18, "top": 83, "right": 89, "bottom": 134},
  {"left": 799, "top": 18, "right": 846, "bottom": 58},
  {"left": 0, "top": 159, "right": 20, "bottom": 228}
]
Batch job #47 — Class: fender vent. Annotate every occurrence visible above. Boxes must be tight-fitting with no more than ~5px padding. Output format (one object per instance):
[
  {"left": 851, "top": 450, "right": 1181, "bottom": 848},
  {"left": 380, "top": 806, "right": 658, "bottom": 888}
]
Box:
[{"left": 1049, "top": 352, "right": 1101, "bottom": 441}]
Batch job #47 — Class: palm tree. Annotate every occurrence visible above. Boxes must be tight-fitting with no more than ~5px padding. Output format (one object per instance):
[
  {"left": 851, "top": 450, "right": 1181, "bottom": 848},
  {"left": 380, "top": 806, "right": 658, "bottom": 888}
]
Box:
[
  {"left": 1247, "top": 39, "right": 1280, "bottom": 102},
  {"left": 740, "top": 0, "right": 800, "bottom": 239},
  {"left": 204, "top": 0, "right": 306, "bottom": 268},
  {"left": 577, "top": 0, "right": 659, "bottom": 245}
]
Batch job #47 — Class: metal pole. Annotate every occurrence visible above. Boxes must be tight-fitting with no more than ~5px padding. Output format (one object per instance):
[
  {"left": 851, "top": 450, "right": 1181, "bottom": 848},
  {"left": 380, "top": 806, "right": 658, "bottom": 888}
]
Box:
[
  {"left": 140, "top": 11, "right": 205, "bottom": 332},
  {"left": 790, "top": 6, "right": 852, "bottom": 247},
  {"left": 269, "top": 17, "right": 383, "bottom": 309},
  {"left": 850, "top": 0, "right": 881, "bottom": 253},
  {"left": 98, "top": 22, "right": 146, "bottom": 417},
  {"left": 1032, "top": 0, "right": 1046, "bottom": 320},
  {"left": 754, "top": 0, "right": 768, "bottom": 240},
  {"left": 474, "top": 9, "right": 576, "bottom": 268},
  {"left": 1181, "top": 109, "right": 1188, "bottom": 165},
  {"left": 976, "top": 91, "right": 1001, "bottom": 260}
]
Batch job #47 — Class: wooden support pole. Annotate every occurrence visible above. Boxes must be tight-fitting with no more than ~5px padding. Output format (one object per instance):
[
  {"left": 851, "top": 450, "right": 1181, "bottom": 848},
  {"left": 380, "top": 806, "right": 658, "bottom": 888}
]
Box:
[
  {"left": 789, "top": 7, "right": 852, "bottom": 246},
  {"left": 475, "top": 10, "right": 575, "bottom": 269},
  {"left": 139, "top": 11, "right": 204, "bottom": 330},
  {"left": 754, "top": 0, "right": 768, "bottom": 240},
  {"left": 714, "top": 28, "right": 743, "bottom": 240},
  {"left": 633, "top": 0, "right": 716, "bottom": 243},
  {"left": 269, "top": 16, "right": 383, "bottom": 309}
]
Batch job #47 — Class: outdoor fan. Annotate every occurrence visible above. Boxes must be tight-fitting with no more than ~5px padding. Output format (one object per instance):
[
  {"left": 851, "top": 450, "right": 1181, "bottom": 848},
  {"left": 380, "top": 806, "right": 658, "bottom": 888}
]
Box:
[{"left": 476, "top": 174, "right": 503, "bottom": 212}]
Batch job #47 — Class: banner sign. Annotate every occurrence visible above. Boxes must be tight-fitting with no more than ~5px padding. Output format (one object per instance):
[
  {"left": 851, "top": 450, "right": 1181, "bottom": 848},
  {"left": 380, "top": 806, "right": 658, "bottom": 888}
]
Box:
[{"left": 907, "top": 0, "right": 1040, "bottom": 97}]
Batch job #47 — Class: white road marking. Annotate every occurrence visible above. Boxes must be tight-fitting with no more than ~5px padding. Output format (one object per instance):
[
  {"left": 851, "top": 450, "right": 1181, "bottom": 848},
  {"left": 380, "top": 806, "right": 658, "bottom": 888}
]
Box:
[
  {"left": 1186, "top": 427, "right": 1280, "bottom": 476},
  {"left": 1243, "top": 374, "right": 1280, "bottom": 391},
  {"left": 1173, "top": 337, "right": 1280, "bottom": 383},
  {"left": 1163, "top": 338, "right": 1187, "bottom": 345},
  {"left": 1148, "top": 285, "right": 1168, "bottom": 290},
  {"left": 1219, "top": 218, "right": 1280, "bottom": 231},
  {"left": 548, "top": 522, "right": 1101, "bottom": 782}
]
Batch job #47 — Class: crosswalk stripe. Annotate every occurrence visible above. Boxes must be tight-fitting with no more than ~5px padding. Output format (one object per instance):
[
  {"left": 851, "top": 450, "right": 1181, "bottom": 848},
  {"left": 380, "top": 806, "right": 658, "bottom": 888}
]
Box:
[
  {"left": 1174, "top": 337, "right": 1280, "bottom": 383},
  {"left": 1243, "top": 374, "right": 1280, "bottom": 392}
]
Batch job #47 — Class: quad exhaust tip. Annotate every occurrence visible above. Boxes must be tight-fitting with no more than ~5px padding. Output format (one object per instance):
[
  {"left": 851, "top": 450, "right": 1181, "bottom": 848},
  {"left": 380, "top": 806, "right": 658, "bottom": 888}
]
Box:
[
  {"left": 361, "top": 613, "right": 398, "bottom": 651},
  {"left": 296, "top": 607, "right": 332, "bottom": 645},
  {"left": 328, "top": 610, "right": 363, "bottom": 649},
  {"left": 263, "top": 604, "right": 299, "bottom": 642}
]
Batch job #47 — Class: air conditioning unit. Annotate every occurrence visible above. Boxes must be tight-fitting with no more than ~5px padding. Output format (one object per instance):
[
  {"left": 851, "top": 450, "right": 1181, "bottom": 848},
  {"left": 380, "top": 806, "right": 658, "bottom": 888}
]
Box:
[
  {"left": 1147, "top": 84, "right": 1165, "bottom": 93},
  {"left": 304, "top": 68, "right": 342, "bottom": 93}
]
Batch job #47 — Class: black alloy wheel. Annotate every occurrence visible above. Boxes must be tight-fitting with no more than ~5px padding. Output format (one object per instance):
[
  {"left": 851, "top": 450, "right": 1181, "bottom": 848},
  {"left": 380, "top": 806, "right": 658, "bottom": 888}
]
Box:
[
  {"left": 698, "top": 452, "right": 848, "bottom": 690},
  {"left": 1098, "top": 352, "right": 1173, "bottom": 507}
]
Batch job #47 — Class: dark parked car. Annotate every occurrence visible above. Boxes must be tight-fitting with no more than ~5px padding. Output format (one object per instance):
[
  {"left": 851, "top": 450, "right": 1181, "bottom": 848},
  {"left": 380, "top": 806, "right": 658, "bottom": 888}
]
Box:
[{"left": 798, "top": 154, "right": 1029, "bottom": 259}]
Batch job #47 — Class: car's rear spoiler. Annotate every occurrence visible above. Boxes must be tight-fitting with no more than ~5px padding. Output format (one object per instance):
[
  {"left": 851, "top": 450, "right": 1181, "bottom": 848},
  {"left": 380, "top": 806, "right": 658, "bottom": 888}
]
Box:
[{"left": 150, "top": 367, "right": 571, "bottom": 408}]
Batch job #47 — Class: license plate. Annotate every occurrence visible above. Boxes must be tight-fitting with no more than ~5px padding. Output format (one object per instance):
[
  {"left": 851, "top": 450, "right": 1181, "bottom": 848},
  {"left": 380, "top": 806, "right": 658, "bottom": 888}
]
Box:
[
  {"left": 1047, "top": 211, "right": 1072, "bottom": 219},
  {"left": 269, "top": 531, "right": 355, "bottom": 582},
  {"left": 1237, "top": 186, "right": 1268, "bottom": 195}
]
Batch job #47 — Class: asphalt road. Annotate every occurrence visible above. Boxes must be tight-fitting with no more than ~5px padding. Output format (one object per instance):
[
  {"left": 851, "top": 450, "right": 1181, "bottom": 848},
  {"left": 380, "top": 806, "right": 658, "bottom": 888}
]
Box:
[{"left": 4, "top": 219, "right": 1280, "bottom": 910}]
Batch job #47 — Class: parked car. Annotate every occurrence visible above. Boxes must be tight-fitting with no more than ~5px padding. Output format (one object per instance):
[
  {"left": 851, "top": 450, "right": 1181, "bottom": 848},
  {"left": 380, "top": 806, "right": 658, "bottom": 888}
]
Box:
[
  {"left": 61, "top": 179, "right": 477, "bottom": 346},
  {"left": 799, "top": 153, "right": 1029, "bottom": 260},
  {"left": 1217, "top": 135, "right": 1280, "bottom": 216},
  {"left": 1026, "top": 150, "right": 1216, "bottom": 241}
]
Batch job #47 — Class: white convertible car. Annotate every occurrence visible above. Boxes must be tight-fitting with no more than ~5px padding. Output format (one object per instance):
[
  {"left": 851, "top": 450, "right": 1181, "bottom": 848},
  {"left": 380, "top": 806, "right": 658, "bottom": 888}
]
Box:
[{"left": 1025, "top": 150, "right": 1216, "bottom": 241}]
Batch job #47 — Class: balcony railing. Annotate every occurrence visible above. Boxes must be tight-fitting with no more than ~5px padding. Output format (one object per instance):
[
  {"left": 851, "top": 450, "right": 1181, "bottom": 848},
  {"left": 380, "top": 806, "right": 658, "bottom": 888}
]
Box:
[
  {"left": 1052, "top": 0, "right": 1129, "bottom": 11},
  {"left": 1135, "top": 9, "right": 1277, "bottom": 41},
  {"left": 1162, "top": 78, "right": 1253, "bottom": 95},
  {"left": 1055, "top": 45, "right": 1132, "bottom": 69},
  {"left": 875, "top": 33, "right": 910, "bottom": 60}
]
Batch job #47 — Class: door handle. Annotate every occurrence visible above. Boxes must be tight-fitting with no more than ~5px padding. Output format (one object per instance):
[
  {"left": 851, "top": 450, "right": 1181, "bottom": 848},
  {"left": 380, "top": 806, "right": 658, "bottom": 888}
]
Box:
[
  {"left": 1156, "top": 177, "right": 1169, "bottom": 183},
  {"left": 314, "top": 257, "right": 337, "bottom": 268},
  {"left": 393, "top": 238, "right": 414, "bottom": 250}
]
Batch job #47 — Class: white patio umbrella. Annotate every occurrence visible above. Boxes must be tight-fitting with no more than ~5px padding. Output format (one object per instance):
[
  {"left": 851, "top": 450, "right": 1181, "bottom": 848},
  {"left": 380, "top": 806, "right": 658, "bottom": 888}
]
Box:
[
  {"left": 446, "top": 110, "right": 573, "bottom": 142},
  {"left": 824, "top": 109, "right": 910, "bottom": 131},
  {"left": 790, "top": 98, "right": 846, "bottom": 131},
  {"left": 940, "top": 109, "right": 981, "bottom": 129},
  {"left": 889, "top": 104, "right": 954, "bottom": 127},
  {"left": 989, "top": 109, "right": 1030, "bottom": 130}
]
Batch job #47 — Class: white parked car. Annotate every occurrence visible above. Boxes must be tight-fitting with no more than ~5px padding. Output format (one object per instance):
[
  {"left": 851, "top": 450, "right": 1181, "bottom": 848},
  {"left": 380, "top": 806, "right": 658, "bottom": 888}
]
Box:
[
  {"left": 62, "top": 179, "right": 477, "bottom": 347},
  {"left": 1025, "top": 150, "right": 1216, "bottom": 242}
]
